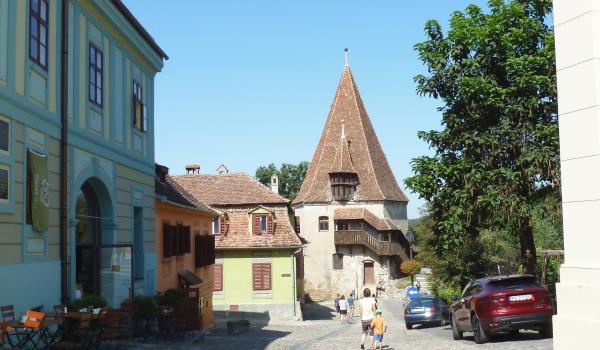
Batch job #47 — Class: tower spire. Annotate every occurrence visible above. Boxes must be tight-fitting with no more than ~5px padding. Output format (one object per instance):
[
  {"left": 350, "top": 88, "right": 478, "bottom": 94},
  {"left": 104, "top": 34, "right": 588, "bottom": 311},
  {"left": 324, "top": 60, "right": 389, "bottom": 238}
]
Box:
[{"left": 344, "top": 48, "right": 349, "bottom": 67}]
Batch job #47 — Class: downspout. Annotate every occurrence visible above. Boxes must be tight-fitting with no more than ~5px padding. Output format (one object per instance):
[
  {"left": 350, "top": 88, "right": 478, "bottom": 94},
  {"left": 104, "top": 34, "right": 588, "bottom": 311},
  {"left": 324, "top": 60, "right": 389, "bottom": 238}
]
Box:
[
  {"left": 291, "top": 247, "right": 302, "bottom": 321},
  {"left": 60, "top": 0, "right": 70, "bottom": 305}
]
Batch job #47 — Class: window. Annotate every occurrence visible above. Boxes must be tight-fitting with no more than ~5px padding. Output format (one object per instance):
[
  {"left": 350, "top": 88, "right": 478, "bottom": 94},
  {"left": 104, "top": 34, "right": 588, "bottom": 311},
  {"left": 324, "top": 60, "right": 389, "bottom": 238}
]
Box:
[
  {"left": 213, "top": 264, "right": 223, "bottom": 291},
  {"left": 195, "top": 235, "right": 216, "bottom": 268},
  {"left": 29, "top": 0, "right": 48, "bottom": 69},
  {"left": 88, "top": 44, "right": 103, "bottom": 107},
  {"left": 330, "top": 173, "right": 358, "bottom": 201},
  {"left": 211, "top": 218, "right": 220, "bottom": 235},
  {"left": 332, "top": 254, "right": 343, "bottom": 269},
  {"left": 252, "top": 263, "right": 272, "bottom": 291},
  {"left": 0, "top": 118, "right": 9, "bottom": 154},
  {"left": 162, "top": 223, "right": 191, "bottom": 258},
  {"left": 133, "top": 207, "right": 144, "bottom": 279},
  {"left": 319, "top": 216, "right": 329, "bottom": 231},
  {"left": 132, "top": 81, "right": 147, "bottom": 132},
  {"left": 252, "top": 214, "right": 273, "bottom": 235}
]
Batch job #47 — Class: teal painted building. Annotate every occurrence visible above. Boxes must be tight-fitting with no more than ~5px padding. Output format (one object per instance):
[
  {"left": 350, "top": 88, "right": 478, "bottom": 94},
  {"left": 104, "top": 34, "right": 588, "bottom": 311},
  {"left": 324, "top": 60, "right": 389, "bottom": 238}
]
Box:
[{"left": 0, "top": 0, "right": 167, "bottom": 313}]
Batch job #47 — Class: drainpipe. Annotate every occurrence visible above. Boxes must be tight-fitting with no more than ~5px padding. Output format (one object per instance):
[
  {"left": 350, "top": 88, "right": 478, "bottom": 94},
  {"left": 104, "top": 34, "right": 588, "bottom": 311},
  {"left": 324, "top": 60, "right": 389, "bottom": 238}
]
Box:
[
  {"left": 59, "top": 0, "right": 70, "bottom": 305},
  {"left": 291, "top": 247, "right": 302, "bottom": 321}
]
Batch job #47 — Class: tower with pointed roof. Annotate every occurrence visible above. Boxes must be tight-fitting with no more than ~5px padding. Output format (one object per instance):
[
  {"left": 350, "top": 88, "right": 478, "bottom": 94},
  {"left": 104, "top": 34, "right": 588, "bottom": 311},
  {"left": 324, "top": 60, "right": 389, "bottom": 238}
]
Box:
[{"left": 292, "top": 57, "right": 410, "bottom": 300}]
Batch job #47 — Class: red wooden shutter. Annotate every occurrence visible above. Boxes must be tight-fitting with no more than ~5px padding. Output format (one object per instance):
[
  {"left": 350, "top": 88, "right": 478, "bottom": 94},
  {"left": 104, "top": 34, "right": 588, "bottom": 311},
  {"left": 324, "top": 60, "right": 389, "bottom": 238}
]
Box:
[
  {"left": 163, "top": 223, "right": 171, "bottom": 258},
  {"left": 267, "top": 215, "right": 273, "bottom": 234},
  {"left": 220, "top": 217, "right": 225, "bottom": 235},
  {"left": 184, "top": 226, "right": 191, "bottom": 254},
  {"left": 213, "top": 264, "right": 223, "bottom": 291},
  {"left": 294, "top": 216, "right": 300, "bottom": 234},
  {"left": 252, "top": 263, "right": 271, "bottom": 290},
  {"left": 252, "top": 214, "right": 259, "bottom": 235}
]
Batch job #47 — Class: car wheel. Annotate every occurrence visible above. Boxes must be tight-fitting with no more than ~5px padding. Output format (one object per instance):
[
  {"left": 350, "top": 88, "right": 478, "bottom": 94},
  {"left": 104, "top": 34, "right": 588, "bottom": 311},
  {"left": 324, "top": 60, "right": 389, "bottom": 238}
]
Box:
[
  {"left": 451, "top": 315, "right": 463, "bottom": 340},
  {"left": 471, "top": 314, "right": 489, "bottom": 344},
  {"left": 405, "top": 323, "right": 413, "bottom": 330},
  {"left": 540, "top": 324, "right": 553, "bottom": 338},
  {"left": 509, "top": 329, "right": 519, "bottom": 337}
]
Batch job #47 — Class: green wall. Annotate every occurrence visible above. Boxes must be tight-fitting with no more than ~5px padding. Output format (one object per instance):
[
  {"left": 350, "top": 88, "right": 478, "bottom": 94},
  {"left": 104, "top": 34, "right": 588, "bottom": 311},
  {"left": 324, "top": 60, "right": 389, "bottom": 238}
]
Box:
[{"left": 214, "top": 249, "right": 296, "bottom": 306}]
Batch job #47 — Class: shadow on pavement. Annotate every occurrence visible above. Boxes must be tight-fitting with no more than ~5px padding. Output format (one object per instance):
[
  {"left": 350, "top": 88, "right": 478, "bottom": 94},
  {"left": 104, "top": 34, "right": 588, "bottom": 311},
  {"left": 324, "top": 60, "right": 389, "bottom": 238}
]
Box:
[
  {"left": 301, "top": 302, "right": 336, "bottom": 321},
  {"left": 461, "top": 330, "right": 549, "bottom": 343}
]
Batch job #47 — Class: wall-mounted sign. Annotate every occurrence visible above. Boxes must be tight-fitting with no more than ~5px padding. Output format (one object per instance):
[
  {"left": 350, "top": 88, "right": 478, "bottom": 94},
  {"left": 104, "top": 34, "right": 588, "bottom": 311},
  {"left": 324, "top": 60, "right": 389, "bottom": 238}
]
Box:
[
  {"left": 0, "top": 118, "right": 8, "bottom": 153},
  {"left": 0, "top": 165, "right": 8, "bottom": 203}
]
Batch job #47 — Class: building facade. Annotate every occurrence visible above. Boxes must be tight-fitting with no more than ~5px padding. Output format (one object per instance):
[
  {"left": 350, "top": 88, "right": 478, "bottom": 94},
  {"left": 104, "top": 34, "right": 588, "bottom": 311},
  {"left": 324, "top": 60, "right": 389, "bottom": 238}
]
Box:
[
  {"left": 552, "top": 1, "right": 600, "bottom": 348},
  {"left": 173, "top": 171, "right": 303, "bottom": 320},
  {"left": 292, "top": 64, "right": 410, "bottom": 301},
  {"left": 155, "top": 164, "right": 218, "bottom": 330},
  {"left": 0, "top": 0, "right": 166, "bottom": 312}
]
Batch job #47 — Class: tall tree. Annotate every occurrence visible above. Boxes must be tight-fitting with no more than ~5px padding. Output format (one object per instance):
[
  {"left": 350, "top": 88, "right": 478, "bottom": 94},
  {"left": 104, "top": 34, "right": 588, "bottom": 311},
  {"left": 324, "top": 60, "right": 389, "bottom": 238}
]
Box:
[
  {"left": 405, "top": 0, "right": 558, "bottom": 274},
  {"left": 255, "top": 162, "right": 309, "bottom": 201}
]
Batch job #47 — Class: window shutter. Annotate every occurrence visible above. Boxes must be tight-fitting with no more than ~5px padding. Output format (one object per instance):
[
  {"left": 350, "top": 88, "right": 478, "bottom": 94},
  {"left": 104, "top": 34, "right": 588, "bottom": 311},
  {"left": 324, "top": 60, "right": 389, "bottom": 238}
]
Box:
[
  {"left": 194, "top": 235, "right": 202, "bottom": 268},
  {"left": 267, "top": 215, "right": 273, "bottom": 234},
  {"left": 213, "top": 264, "right": 223, "bottom": 291},
  {"left": 184, "top": 226, "right": 191, "bottom": 254},
  {"left": 252, "top": 214, "right": 259, "bottom": 235},
  {"left": 163, "top": 223, "right": 172, "bottom": 258},
  {"left": 220, "top": 217, "right": 225, "bottom": 235},
  {"left": 294, "top": 216, "right": 300, "bottom": 234},
  {"left": 252, "top": 264, "right": 261, "bottom": 290},
  {"left": 207, "top": 235, "right": 215, "bottom": 265},
  {"left": 252, "top": 263, "right": 272, "bottom": 291}
]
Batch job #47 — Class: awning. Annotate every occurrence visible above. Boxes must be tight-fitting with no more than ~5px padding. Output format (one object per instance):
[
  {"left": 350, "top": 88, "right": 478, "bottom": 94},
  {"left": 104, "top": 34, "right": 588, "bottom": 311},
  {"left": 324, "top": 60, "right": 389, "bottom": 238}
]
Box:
[{"left": 178, "top": 270, "right": 202, "bottom": 286}]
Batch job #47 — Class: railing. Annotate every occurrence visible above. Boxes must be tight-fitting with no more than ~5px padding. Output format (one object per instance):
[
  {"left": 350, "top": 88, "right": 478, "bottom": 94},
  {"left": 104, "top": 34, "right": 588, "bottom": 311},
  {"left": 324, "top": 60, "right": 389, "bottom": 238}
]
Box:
[{"left": 334, "top": 230, "right": 409, "bottom": 259}]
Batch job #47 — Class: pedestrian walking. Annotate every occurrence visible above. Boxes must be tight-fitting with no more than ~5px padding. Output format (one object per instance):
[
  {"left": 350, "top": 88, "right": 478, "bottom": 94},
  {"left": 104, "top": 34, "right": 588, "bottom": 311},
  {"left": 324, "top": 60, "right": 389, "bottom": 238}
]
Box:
[
  {"left": 370, "top": 309, "right": 387, "bottom": 350},
  {"left": 338, "top": 295, "right": 348, "bottom": 324},
  {"left": 358, "top": 288, "right": 377, "bottom": 350},
  {"left": 347, "top": 293, "right": 355, "bottom": 317},
  {"left": 416, "top": 281, "right": 421, "bottom": 292},
  {"left": 334, "top": 293, "right": 341, "bottom": 318}
]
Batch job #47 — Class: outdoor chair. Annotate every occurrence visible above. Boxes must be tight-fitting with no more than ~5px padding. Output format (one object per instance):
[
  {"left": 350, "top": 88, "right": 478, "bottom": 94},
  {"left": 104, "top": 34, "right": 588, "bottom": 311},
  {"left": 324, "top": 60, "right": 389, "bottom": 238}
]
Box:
[
  {"left": 50, "top": 313, "right": 96, "bottom": 350},
  {"left": 0, "top": 305, "right": 25, "bottom": 348},
  {"left": 0, "top": 321, "right": 27, "bottom": 350}
]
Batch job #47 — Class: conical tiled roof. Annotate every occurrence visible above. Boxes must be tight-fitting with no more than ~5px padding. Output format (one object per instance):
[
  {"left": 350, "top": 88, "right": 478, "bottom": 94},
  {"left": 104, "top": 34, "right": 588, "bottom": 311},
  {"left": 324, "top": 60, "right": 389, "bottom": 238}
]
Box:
[{"left": 293, "top": 65, "right": 408, "bottom": 204}]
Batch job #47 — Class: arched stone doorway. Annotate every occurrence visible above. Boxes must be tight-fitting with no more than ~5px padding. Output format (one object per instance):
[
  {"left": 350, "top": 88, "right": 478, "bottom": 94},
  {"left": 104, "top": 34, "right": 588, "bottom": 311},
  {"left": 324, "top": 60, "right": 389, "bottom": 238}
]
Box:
[{"left": 74, "top": 178, "right": 114, "bottom": 296}]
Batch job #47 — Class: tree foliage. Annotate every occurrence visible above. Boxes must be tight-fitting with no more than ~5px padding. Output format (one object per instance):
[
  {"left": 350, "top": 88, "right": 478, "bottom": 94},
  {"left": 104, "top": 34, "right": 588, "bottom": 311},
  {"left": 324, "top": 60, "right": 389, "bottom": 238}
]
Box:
[
  {"left": 405, "top": 0, "right": 559, "bottom": 278},
  {"left": 400, "top": 260, "right": 424, "bottom": 276},
  {"left": 255, "top": 162, "right": 309, "bottom": 201}
]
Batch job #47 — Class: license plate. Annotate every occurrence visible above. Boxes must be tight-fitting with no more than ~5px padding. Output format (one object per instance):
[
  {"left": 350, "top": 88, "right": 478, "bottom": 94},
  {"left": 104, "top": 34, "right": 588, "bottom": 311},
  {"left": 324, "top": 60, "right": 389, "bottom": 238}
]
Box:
[
  {"left": 509, "top": 294, "right": 533, "bottom": 302},
  {"left": 411, "top": 307, "right": 425, "bottom": 313}
]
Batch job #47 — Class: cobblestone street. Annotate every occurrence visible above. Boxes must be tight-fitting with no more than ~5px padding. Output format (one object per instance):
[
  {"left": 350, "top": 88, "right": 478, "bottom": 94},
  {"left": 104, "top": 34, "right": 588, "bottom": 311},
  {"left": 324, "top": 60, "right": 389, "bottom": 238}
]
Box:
[{"left": 191, "top": 299, "right": 554, "bottom": 350}]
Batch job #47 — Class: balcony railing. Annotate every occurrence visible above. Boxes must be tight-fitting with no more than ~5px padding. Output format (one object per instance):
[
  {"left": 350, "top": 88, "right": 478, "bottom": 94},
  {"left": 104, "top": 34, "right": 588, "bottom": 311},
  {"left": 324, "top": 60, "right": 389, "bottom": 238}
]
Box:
[{"left": 334, "top": 230, "right": 409, "bottom": 259}]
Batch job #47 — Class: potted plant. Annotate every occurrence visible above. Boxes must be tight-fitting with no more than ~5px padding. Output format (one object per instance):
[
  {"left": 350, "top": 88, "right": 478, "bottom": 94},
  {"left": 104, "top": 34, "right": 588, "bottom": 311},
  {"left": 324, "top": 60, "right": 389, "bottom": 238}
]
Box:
[
  {"left": 131, "top": 296, "right": 156, "bottom": 338},
  {"left": 155, "top": 289, "right": 184, "bottom": 336},
  {"left": 69, "top": 294, "right": 108, "bottom": 311}
]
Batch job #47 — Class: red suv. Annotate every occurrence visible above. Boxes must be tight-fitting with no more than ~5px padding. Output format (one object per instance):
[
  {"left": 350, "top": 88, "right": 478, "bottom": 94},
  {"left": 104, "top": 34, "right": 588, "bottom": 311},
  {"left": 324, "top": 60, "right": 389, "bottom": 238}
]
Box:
[{"left": 449, "top": 275, "right": 553, "bottom": 344}]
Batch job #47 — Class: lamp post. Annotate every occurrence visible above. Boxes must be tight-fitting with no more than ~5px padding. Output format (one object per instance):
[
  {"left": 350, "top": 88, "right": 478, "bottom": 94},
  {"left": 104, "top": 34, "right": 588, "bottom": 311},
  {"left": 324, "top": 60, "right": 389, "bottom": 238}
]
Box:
[{"left": 406, "top": 229, "right": 415, "bottom": 287}]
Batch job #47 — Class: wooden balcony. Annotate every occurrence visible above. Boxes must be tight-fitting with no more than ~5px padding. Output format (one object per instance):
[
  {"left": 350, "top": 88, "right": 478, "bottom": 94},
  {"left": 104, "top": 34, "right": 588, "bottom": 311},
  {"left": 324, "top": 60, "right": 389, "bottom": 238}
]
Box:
[{"left": 334, "top": 230, "right": 409, "bottom": 260}]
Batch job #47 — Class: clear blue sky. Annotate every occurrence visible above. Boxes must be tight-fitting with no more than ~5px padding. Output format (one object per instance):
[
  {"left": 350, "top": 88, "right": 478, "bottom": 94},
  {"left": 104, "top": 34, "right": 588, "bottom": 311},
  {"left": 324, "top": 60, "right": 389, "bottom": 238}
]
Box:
[{"left": 123, "top": 0, "right": 487, "bottom": 219}]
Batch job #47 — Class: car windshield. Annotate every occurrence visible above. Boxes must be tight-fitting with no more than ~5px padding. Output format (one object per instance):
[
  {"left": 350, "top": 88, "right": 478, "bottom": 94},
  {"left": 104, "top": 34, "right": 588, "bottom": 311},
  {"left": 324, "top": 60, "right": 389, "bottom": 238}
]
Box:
[
  {"left": 487, "top": 277, "right": 540, "bottom": 290},
  {"left": 408, "top": 299, "right": 436, "bottom": 308}
]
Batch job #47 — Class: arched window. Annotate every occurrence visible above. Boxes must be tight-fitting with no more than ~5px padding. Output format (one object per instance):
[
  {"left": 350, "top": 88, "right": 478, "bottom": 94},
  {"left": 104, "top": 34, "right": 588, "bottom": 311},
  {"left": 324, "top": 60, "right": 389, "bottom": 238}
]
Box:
[{"left": 319, "top": 216, "right": 329, "bottom": 231}]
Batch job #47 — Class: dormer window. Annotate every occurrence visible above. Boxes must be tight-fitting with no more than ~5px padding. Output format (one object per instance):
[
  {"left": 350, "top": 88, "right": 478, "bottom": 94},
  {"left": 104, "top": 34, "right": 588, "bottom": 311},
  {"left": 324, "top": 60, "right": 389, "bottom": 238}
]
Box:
[
  {"left": 330, "top": 173, "right": 358, "bottom": 201},
  {"left": 252, "top": 213, "right": 274, "bottom": 235},
  {"left": 212, "top": 217, "right": 220, "bottom": 235}
]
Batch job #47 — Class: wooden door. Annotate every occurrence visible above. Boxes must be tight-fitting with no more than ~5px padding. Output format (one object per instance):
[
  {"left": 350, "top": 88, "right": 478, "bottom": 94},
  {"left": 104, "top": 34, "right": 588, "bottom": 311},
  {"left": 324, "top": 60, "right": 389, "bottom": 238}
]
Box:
[{"left": 364, "top": 262, "right": 374, "bottom": 285}]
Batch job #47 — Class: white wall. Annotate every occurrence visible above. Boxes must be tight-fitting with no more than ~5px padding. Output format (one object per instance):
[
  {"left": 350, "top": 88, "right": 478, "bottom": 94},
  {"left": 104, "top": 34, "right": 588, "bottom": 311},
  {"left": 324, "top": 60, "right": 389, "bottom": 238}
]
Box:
[{"left": 553, "top": 1, "right": 600, "bottom": 348}]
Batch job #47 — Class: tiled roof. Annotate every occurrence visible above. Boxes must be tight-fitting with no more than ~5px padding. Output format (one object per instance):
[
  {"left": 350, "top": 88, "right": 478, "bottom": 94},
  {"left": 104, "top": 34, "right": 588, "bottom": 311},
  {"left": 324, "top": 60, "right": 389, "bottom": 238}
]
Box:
[
  {"left": 172, "top": 172, "right": 301, "bottom": 249},
  {"left": 155, "top": 165, "right": 218, "bottom": 215},
  {"left": 331, "top": 135, "right": 356, "bottom": 174},
  {"left": 213, "top": 206, "right": 302, "bottom": 249},
  {"left": 293, "top": 65, "right": 409, "bottom": 205},
  {"left": 171, "top": 173, "right": 289, "bottom": 206},
  {"left": 334, "top": 208, "right": 400, "bottom": 231}
]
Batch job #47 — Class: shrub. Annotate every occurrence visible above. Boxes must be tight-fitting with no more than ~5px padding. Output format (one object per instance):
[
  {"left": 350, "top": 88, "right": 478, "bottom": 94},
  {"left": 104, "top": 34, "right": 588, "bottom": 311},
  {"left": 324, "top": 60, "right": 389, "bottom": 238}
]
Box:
[
  {"left": 400, "top": 260, "right": 423, "bottom": 276},
  {"left": 69, "top": 294, "right": 108, "bottom": 311},
  {"left": 155, "top": 288, "right": 184, "bottom": 311},
  {"left": 132, "top": 295, "right": 156, "bottom": 320}
]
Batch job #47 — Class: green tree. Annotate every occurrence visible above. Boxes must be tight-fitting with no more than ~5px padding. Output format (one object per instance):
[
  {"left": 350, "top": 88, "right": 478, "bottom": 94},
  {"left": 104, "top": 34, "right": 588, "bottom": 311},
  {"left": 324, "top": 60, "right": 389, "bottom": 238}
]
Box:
[
  {"left": 406, "top": 0, "right": 559, "bottom": 276},
  {"left": 255, "top": 162, "right": 309, "bottom": 201}
]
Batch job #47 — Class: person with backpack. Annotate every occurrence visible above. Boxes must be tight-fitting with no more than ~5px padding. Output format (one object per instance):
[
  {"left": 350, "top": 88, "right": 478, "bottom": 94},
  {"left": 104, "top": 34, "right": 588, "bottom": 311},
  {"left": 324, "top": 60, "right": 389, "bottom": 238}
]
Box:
[{"left": 358, "top": 288, "right": 377, "bottom": 349}]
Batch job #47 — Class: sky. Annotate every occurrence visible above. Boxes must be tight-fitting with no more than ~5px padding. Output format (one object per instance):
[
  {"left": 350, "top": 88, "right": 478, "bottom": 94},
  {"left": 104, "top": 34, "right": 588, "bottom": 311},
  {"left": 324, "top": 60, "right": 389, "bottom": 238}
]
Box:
[{"left": 123, "top": 0, "right": 488, "bottom": 219}]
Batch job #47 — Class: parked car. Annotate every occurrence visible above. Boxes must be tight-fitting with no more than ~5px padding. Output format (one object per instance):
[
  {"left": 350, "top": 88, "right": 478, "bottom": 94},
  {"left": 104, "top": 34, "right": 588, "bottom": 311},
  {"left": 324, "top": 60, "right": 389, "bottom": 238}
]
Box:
[
  {"left": 404, "top": 296, "right": 449, "bottom": 329},
  {"left": 449, "top": 275, "right": 554, "bottom": 344}
]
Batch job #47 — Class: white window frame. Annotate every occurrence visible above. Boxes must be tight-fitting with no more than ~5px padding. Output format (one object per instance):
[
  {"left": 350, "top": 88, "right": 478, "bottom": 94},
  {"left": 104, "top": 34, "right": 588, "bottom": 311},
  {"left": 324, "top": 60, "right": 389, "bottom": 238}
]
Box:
[
  {"left": 212, "top": 217, "right": 220, "bottom": 235},
  {"left": 259, "top": 215, "right": 268, "bottom": 234}
]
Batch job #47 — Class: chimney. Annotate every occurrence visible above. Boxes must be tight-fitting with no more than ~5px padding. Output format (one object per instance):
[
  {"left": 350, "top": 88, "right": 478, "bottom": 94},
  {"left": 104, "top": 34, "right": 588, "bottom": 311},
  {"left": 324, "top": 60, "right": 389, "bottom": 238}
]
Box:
[
  {"left": 186, "top": 164, "right": 200, "bottom": 174},
  {"left": 270, "top": 174, "right": 279, "bottom": 194}
]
